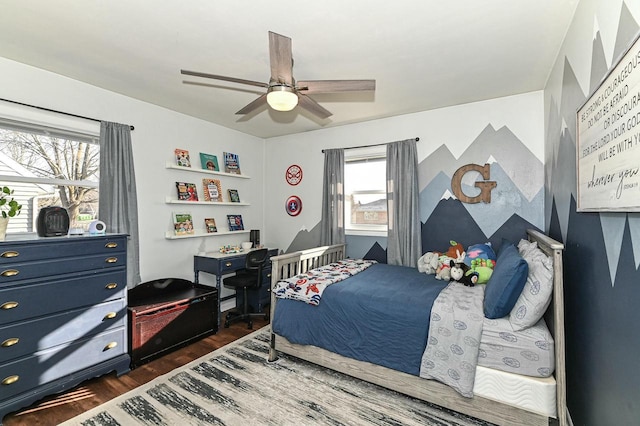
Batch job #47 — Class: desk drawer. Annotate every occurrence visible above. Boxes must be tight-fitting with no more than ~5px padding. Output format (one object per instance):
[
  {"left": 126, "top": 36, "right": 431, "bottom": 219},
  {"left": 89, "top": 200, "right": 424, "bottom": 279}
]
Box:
[
  {"left": 0, "top": 299, "right": 126, "bottom": 363},
  {"left": 0, "top": 270, "right": 126, "bottom": 324},
  {"left": 0, "top": 328, "right": 125, "bottom": 397},
  {"left": 219, "top": 256, "right": 245, "bottom": 274},
  {"left": 0, "top": 236, "right": 126, "bottom": 266},
  {"left": 0, "top": 253, "right": 125, "bottom": 285}
]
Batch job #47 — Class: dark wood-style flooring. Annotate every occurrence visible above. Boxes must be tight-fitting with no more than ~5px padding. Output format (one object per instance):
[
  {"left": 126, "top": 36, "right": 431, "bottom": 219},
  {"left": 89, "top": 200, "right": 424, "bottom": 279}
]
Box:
[{"left": 3, "top": 312, "right": 269, "bottom": 426}]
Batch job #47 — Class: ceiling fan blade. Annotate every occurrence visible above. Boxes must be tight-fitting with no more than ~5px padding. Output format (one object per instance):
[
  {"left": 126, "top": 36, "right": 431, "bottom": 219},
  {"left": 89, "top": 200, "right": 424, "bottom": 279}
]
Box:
[
  {"left": 297, "top": 94, "right": 332, "bottom": 119},
  {"left": 268, "top": 32, "right": 293, "bottom": 85},
  {"left": 181, "top": 70, "right": 268, "bottom": 89},
  {"left": 235, "top": 93, "right": 268, "bottom": 115},
  {"left": 297, "top": 79, "right": 376, "bottom": 94}
]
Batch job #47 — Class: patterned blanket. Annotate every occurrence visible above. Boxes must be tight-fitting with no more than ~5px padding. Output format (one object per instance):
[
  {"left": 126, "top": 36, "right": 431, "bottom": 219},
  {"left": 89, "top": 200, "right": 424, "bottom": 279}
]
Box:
[
  {"left": 272, "top": 259, "right": 377, "bottom": 306},
  {"left": 419, "top": 282, "right": 485, "bottom": 397}
]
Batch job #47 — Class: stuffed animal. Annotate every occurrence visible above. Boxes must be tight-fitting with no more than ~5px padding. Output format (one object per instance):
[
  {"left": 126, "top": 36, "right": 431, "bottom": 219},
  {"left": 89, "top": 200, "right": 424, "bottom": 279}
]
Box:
[
  {"left": 469, "top": 258, "right": 495, "bottom": 284},
  {"left": 445, "top": 240, "right": 465, "bottom": 260},
  {"left": 449, "top": 260, "right": 479, "bottom": 287},
  {"left": 464, "top": 242, "right": 497, "bottom": 266},
  {"left": 435, "top": 255, "right": 454, "bottom": 280},
  {"left": 418, "top": 251, "right": 441, "bottom": 274}
]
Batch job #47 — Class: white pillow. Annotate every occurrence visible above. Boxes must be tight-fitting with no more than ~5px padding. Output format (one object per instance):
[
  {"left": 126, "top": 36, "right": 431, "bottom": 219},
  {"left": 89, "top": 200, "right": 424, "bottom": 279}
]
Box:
[{"left": 509, "top": 239, "right": 554, "bottom": 331}]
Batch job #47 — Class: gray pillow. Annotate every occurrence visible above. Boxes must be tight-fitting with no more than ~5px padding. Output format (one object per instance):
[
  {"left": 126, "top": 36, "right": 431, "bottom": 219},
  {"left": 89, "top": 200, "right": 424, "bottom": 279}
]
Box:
[{"left": 509, "top": 240, "right": 554, "bottom": 331}]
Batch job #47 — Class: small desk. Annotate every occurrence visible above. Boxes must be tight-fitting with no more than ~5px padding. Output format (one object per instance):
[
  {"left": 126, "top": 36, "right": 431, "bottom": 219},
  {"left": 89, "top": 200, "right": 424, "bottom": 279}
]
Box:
[{"left": 194, "top": 248, "right": 278, "bottom": 328}]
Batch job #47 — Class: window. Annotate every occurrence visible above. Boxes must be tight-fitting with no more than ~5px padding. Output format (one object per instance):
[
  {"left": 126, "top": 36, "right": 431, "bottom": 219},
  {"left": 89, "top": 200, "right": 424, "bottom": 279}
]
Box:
[
  {"left": 344, "top": 147, "right": 387, "bottom": 236},
  {"left": 0, "top": 120, "right": 100, "bottom": 235}
]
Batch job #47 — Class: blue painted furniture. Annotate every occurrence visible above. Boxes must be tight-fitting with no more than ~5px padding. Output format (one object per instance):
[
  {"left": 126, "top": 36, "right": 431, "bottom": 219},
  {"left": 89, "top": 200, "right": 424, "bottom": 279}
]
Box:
[{"left": 0, "top": 234, "right": 130, "bottom": 423}]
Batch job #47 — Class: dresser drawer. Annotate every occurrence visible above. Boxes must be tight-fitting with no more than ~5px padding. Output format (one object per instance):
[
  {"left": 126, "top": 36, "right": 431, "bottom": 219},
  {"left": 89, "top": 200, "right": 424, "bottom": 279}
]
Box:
[
  {"left": 0, "top": 328, "right": 126, "bottom": 397},
  {"left": 0, "top": 270, "right": 126, "bottom": 324},
  {"left": 0, "top": 236, "right": 126, "bottom": 266},
  {"left": 0, "top": 253, "right": 125, "bottom": 285},
  {"left": 0, "top": 299, "right": 126, "bottom": 363}
]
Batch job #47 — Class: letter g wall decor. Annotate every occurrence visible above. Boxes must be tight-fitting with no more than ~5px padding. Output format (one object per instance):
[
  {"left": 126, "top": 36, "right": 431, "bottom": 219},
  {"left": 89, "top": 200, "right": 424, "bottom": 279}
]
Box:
[{"left": 451, "top": 163, "right": 497, "bottom": 203}]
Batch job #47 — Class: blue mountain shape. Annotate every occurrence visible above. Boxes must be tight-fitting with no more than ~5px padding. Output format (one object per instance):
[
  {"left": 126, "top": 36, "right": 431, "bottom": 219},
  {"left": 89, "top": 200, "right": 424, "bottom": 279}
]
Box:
[
  {"left": 418, "top": 123, "right": 543, "bottom": 201},
  {"left": 420, "top": 163, "right": 543, "bottom": 237}
]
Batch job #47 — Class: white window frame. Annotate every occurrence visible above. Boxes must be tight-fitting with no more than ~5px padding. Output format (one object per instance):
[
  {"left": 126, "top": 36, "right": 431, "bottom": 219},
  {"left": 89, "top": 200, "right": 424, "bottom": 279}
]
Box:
[
  {"left": 0, "top": 102, "right": 100, "bottom": 234},
  {"left": 344, "top": 146, "right": 387, "bottom": 237}
]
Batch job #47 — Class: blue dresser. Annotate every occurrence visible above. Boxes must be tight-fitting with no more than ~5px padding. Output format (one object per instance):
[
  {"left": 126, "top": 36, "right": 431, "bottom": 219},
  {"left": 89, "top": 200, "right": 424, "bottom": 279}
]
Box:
[{"left": 0, "top": 234, "right": 131, "bottom": 422}]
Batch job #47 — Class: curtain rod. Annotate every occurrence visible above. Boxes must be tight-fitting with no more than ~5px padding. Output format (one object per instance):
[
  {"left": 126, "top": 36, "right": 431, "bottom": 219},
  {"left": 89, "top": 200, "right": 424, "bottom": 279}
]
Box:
[
  {"left": 321, "top": 137, "right": 419, "bottom": 153},
  {"left": 0, "top": 97, "right": 135, "bottom": 131}
]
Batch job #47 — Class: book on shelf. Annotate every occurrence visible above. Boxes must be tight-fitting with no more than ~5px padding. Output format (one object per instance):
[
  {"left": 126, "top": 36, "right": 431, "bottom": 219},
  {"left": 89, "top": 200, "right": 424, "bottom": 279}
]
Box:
[
  {"left": 199, "top": 152, "right": 219, "bottom": 171},
  {"left": 227, "top": 214, "right": 244, "bottom": 231},
  {"left": 204, "top": 218, "right": 217, "bottom": 233},
  {"left": 202, "top": 178, "right": 222, "bottom": 202},
  {"left": 174, "top": 148, "right": 192, "bottom": 167},
  {"left": 228, "top": 189, "right": 240, "bottom": 202},
  {"left": 175, "top": 181, "right": 199, "bottom": 201},
  {"left": 173, "top": 212, "right": 194, "bottom": 236},
  {"left": 223, "top": 152, "right": 241, "bottom": 174}
]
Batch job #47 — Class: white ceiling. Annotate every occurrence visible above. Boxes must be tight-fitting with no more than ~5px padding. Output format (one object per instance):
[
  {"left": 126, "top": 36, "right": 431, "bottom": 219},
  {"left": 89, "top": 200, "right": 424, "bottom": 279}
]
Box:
[{"left": 0, "top": 1, "right": 579, "bottom": 139}]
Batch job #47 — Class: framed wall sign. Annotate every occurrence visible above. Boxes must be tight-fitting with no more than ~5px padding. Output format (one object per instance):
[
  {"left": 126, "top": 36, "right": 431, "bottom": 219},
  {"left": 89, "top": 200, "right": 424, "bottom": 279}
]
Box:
[{"left": 576, "top": 31, "right": 640, "bottom": 212}]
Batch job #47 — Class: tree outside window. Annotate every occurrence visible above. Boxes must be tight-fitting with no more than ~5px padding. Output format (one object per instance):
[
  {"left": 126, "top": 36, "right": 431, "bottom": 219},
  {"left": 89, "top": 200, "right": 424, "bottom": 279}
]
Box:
[{"left": 0, "top": 125, "right": 99, "bottom": 234}]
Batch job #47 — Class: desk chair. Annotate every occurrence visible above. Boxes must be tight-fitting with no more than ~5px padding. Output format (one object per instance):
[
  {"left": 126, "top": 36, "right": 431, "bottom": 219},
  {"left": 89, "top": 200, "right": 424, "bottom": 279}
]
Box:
[{"left": 223, "top": 248, "right": 269, "bottom": 329}]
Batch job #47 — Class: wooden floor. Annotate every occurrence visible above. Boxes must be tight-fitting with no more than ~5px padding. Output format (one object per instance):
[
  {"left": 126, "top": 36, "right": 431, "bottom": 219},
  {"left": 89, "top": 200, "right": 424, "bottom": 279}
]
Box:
[{"left": 2, "top": 312, "right": 269, "bottom": 426}]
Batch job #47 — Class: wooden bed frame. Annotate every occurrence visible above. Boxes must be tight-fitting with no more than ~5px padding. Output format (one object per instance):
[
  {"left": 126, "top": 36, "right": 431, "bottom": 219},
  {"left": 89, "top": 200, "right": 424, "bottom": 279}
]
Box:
[{"left": 268, "top": 229, "right": 566, "bottom": 426}]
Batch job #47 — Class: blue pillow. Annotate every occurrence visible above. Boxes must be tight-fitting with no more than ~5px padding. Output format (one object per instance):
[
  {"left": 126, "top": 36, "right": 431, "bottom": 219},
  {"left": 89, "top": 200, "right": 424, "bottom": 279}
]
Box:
[{"left": 483, "top": 243, "right": 528, "bottom": 319}]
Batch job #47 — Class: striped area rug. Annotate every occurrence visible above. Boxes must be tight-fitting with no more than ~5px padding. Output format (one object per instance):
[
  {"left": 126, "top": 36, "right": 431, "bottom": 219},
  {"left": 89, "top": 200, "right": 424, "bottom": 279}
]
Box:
[{"left": 63, "top": 327, "right": 493, "bottom": 426}]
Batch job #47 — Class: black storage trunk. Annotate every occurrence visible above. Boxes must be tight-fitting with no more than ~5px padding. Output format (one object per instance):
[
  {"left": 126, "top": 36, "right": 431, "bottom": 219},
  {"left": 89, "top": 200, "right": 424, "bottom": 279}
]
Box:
[{"left": 128, "top": 278, "right": 218, "bottom": 367}]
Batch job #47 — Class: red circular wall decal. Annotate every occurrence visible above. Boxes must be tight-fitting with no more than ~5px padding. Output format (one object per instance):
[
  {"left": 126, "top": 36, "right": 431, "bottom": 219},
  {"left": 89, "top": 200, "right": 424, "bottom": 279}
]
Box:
[
  {"left": 285, "top": 164, "right": 303, "bottom": 186},
  {"left": 286, "top": 195, "right": 302, "bottom": 216}
]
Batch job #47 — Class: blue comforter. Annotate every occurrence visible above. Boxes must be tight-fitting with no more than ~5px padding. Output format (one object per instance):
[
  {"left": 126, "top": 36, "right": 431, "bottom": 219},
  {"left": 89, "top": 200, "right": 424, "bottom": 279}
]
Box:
[{"left": 272, "top": 263, "right": 448, "bottom": 376}]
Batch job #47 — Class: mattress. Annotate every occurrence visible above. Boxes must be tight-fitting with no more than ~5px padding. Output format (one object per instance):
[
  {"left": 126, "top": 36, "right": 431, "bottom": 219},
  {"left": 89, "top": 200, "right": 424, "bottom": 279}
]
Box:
[
  {"left": 473, "top": 365, "right": 557, "bottom": 417},
  {"left": 478, "top": 316, "right": 555, "bottom": 377}
]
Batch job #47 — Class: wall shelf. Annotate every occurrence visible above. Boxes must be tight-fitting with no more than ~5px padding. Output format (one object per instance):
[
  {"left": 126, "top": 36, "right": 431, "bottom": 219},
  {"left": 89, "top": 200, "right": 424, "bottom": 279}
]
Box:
[
  {"left": 165, "top": 162, "right": 250, "bottom": 179},
  {"left": 165, "top": 230, "right": 250, "bottom": 240},
  {"left": 164, "top": 197, "right": 250, "bottom": 206}
]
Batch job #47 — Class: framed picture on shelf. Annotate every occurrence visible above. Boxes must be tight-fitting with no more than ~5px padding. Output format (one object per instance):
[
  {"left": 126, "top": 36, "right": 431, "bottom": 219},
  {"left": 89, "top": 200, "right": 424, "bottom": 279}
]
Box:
[
  {"left": 174, "top": 148, "right": 191, "bottom": 167},
  {"left": 227, "top": 214, "right": 244, "bottom": 231},
  {"left": 202, "top": 178, "right": 222, "bottom": 202},
  {"left": 199, "top": 152, "right": 219, "bottom": 171},
  {"left": 175, "top": 181, "right": 199, "bottom": 201},
  {"left": 204, "top": 218, "right": 217, "bottom": 233},
  {"left": 223, "top": 152, "right": 241, "bottom": 174},
  {"left": 173, "top": 212, "right": 194, "bottom": 236},
  {"left": 228, "top": 189, "right": 240, "bottom": 202}
]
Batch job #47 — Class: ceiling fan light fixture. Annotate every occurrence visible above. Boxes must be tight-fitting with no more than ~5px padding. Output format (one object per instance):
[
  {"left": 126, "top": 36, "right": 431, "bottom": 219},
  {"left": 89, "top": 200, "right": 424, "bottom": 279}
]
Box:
[{"left": 266, "top": 85, "right": 298, "bottom": 111}]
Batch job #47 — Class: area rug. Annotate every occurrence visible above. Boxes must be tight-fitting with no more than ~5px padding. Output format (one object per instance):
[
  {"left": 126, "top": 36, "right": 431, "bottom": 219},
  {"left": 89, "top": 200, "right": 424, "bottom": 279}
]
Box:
[{"left": 62, "top": 327, "right": 493, "bottom": 426}]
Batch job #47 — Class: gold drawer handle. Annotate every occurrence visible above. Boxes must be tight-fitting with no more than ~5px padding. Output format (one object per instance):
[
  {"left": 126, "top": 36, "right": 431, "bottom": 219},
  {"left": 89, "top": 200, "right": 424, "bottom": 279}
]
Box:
[
  {"left": 105, "top": 282, "right": 118, "bottom": 290},
  {"left": 1, "top": 338, "right": 19, "bottom": 347},
  {"left": 105, "top": 242, "right": 118, "bottom": 249},
  {"left": 2, "top": 375, "right": 19, "bottom": 385},
  {"left": 104, "top": 341, "right": 118, "bottom": 351},
  {"left": 103, "top": 312, "right": 117, "bottom": 320},
  {"left": 1, "top": 269, "right": 19, "bottom": 277},
  {"left": 0, "top": 251, "right": 19, "bottom": 258},
  {"left": 105, "top": 257, "right": 118, "bottom": 264},
  {"left": 225, "top": 262, "right": 232, "bottom": 267},
  {"left": 0, "top": 301, "right": 18, "bottom": 310}
]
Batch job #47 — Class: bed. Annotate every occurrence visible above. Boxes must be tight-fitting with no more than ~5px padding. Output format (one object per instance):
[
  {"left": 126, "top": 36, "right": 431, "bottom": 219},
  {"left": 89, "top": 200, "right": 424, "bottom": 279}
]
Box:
[{"left": 268, "top": 229, "right": 566, "bottom": 426}]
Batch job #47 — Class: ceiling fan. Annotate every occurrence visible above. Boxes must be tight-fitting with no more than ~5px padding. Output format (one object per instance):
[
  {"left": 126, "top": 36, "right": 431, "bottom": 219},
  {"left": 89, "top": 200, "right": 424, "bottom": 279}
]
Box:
[{"left": 181, "top": 31, "right": 375, "bottom": 119}]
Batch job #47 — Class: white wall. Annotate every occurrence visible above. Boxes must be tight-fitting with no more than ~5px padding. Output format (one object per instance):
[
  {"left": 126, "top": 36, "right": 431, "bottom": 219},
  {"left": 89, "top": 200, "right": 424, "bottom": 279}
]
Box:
[
  {"left": 264, "top": 90, "right": 544, "bottom": 253},
  {"left": 0, "top": 57, "right": 265, "bottom": 291}
]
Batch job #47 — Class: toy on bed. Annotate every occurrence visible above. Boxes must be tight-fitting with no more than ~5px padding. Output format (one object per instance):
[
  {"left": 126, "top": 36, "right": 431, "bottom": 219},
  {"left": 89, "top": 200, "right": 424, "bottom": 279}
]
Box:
[
  {"left": 464, "top": 242, "right": 497, "bottom": 284},
  {"left": 449, "top": 259, "right": 479, "bottom": 287},
  {"left": 425, "top": 241, "right": 465, "bottom": 279},
  {"left": 417, "top": 251, "right": 440, "bottom": 274}
]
